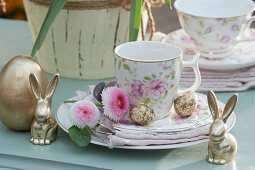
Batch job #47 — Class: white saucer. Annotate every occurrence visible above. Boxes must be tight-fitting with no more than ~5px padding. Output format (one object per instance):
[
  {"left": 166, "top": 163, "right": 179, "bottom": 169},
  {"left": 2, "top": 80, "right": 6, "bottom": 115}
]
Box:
[
  {"left": 56, "top": 93, "right": 236, "bottom": 150},
  {"left": 113, "top": 93, "right": 211, "bottom": 132},
  {"left": 163, "top": 28, "right": 255, "bottom": 70}
]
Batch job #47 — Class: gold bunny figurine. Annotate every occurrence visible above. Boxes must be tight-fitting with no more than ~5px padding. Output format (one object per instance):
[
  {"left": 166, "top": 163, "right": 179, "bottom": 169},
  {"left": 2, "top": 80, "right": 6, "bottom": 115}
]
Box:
[
  {"left": 206, "top": 90, "right": 238, "bottom": 164},
  {"left": 29, "top": 73, "right": 59, "bottom": 145}
]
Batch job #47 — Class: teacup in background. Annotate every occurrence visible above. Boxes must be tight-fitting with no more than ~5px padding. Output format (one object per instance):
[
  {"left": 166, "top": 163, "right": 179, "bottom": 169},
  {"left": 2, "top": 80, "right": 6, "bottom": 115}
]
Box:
[
  {"left": 114, "top": 41, "right": 201, "bottom": 120},
  {"left": 175, "top": 0, "right": 255, "bottom": 58}
]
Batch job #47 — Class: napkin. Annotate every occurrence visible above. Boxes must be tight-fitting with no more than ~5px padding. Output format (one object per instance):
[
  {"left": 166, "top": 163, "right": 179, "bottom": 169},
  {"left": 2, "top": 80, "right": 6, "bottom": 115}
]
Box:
[
  {"left": 96, "top": 116, "right": 211, "bottom": 146},
  {"left": 108, "top": 135, "right": 208, "bottom": 146},
  {"left": 92, "top": 123, "right": 210, "bottom": 146},
  {"left": 153, "top": 32, "right": 255, "bottom": 92},
  {"left": 180, "top": 67, "right": 255, "bottom": 92}
]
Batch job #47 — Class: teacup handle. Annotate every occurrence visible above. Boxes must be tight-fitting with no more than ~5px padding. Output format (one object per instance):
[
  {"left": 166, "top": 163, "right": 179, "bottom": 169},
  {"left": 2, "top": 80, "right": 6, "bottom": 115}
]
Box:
[
  {"left": 235, "top": 16, "right": 255, "bottom": 44},
  {"left": 179, "top": 53, "right": 201, "bottom": 93}
]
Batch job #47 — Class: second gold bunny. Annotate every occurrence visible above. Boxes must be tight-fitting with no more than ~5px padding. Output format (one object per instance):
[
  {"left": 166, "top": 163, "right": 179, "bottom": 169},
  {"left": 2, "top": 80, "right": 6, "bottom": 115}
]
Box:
[{"left": 206, "top": 90, "right": 237, "bottom": 165}]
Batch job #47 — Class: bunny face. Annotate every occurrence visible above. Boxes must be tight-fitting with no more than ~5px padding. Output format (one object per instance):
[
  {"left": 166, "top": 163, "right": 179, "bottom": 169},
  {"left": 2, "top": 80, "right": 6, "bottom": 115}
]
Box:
[
  {"left": 209, "top": 119, "right": 227, "bottom": 142},
  {"left": 34, "top": 101, "right": 50, "bottom": 123}
]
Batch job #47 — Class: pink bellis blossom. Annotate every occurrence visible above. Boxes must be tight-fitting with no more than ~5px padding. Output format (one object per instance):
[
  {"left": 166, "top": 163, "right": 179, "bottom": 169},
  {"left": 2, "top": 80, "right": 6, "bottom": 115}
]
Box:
[
  {"left": 69, "top": 100, "right": 101, "bottom": 129},
  {"left": 102, "top": 87, "right": 130, "bottom": 122}
]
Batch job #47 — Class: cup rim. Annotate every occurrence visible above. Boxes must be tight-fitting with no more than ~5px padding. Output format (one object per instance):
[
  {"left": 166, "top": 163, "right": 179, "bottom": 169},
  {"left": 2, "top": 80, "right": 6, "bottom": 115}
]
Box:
[
  {"left": 174, "top": 0, "right": 255, "bottom": 19},
  {"left": 114, "top": 41, "right": 183, "bottom": 63}
]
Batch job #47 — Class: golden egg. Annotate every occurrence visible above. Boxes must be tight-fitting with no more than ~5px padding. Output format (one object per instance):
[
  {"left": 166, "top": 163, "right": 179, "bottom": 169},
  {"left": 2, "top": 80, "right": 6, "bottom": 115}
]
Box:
[
  {"left": 174, "top": 91, "right": 198, "bottom": 117},
  {"left": 130, "top": 103, "right": 155, "bottom": 126},
  {"left": 0, "top": 55, "right": 48, "bottom": 131}
]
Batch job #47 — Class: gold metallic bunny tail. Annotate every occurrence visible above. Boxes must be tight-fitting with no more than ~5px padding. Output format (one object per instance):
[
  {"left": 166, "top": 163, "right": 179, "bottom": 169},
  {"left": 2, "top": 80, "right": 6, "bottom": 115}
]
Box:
[{"left": 206, "top": 90, "right": 238, "bottom": 165}]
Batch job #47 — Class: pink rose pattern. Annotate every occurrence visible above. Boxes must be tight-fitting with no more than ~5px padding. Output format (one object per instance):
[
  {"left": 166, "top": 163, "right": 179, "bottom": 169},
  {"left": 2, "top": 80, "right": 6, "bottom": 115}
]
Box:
[
  {"left": 220, "top": 35, "right": 231, "bottom": 43},
  {"left": 131, "top": 78, "right": 169, "bottom": 100},
  {"left": 181, "top": 36, "right": 192, "bottom": 43},
  {"left": 131, "top": 80, "right": 144, "bottom": 99},
  {"left": 184, "top": 49, "right": 196, "bottom": 55},
  {"left": 117, "top": 57, "right": 179, "bottom": 110},
  {"left": 143, "top": 78, "right": 169, "bottom": 99},
  {"left": 182, "top": 15, "right": 245, "bottom": 48},
  {"left": 205, "top": 27, "right": 212, "bottom": 34},
  {"left": 231, "top": 24, "right": 239, "bottom": 31}
]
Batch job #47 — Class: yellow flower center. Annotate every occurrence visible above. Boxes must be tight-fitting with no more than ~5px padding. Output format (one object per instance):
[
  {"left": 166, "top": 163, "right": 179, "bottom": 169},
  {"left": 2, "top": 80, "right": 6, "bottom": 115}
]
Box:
[{"left": 117, "top": 99, "right": 121, "bottom": 106}]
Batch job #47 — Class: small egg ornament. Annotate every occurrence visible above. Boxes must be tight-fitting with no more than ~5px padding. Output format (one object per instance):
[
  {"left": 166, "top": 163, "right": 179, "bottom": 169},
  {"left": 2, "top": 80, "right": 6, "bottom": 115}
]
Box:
[
  {"left": 130, "top": 103, "right": 155, "bottom": 126},
  {"left": 0, "top": 55, "right": 48, "bottom": 131},
  {"left": 93, "top": 81, "right": 107, "bottom": 104},
  {"left": 174, "top": 91, "right": 198, "bottom": 117}
]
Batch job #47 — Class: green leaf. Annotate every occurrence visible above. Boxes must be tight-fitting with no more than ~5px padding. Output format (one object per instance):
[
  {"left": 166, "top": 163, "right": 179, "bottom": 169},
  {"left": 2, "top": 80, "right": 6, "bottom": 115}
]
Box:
[
  {"left": 199, "top": 21, "right": 204, "bottom": 28},
  {"left": 163, "top": 90, "right": 168, "bottom": 99},
  {"left": 123, "top": 63, "right": 130, "bottom": 71},
  {"left": 144, "top": 76, "right": 152, "bottom": 81},
  {"left": 143, "top": 98, "right": 151, "bottom": 104},
  {"left": 129, "top": 0, "right": 142, "bottom": 41},
  {"left": 64, "top": 100, "right": 77, "bottom": 103},
  {"left": 165, "top": 0, "right": 172, "bottom": 9},
  {"left": 165, "top": 75, "right": 170, "bottom": 78},
  {"left": 152, "top": 74, "right": 156, "bottom": 78},
  {"left": 31, "top": 0, "right": 68, "bottom": 57},
  {"left": 95, "top": 103, "right": 104, "bottom": 108},
  {"left": 68, "top": 125, "right": 91, "bottom": 147},
  {"left": 171, "top": 74, "right": 175, "bottom": 80},
  {"left": 222, "top": 20, "right": 228, "bottom": 26}
]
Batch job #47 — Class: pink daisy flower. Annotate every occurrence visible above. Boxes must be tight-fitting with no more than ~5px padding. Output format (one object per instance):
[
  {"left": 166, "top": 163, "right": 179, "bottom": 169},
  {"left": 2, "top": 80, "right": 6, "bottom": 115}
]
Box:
[
  {"left": 101, "top": 87, "right": 130, "bottom": 122},
  {"left": 144, "top": 78, "right": 168, "bottom": 99},
  {"left": 131, "top": 80, "right": 144, "bottom": 99},
  {"left": 69, "top": 100, "right": 100, "bottom": 129}
]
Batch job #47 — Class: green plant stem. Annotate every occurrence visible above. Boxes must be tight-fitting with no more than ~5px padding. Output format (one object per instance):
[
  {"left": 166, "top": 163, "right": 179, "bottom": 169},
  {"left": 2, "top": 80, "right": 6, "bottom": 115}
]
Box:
[
  {"left": 165, "top": 0, "right": 172, "bottom": 9},
  {"left": 31, "top": 0, "right": 68, "bottom": 57},
  {"left": 129, "top": 0, "right": 142, "bottom": 41}
]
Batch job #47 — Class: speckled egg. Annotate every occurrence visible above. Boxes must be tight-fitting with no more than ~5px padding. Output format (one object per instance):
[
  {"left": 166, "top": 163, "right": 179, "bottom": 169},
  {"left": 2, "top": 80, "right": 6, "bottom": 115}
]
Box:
[
  {"left": 130, "top": 103, "right": 155, "bottom": 126},
  {"left": 174, "top": 91, "right": 198, "bottom": 117}
]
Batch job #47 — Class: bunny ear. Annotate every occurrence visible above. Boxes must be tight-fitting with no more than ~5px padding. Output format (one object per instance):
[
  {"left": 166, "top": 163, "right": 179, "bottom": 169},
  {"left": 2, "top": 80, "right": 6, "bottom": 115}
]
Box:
[
  {"left": 207, "top": 90, "right": 220, "bottom": 120},
  {"left": 29, "top": 73, "right": 41, "bottom": 101},
  {"left": 222, "top": 94, "right": 238, "bottom": 123},
  {"left": 45, "top": 74, "right": 59, "bottom": 101}
]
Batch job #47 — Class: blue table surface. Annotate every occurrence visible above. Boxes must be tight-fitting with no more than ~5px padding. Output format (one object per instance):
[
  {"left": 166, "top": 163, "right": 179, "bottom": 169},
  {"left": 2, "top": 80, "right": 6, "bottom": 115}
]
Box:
[{"left": 0, "top": 19, "right": 255, "bottom": 170}]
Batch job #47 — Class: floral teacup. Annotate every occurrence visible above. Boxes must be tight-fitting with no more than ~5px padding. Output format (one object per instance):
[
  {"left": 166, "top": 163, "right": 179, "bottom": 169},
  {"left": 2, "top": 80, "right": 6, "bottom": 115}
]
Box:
[
  {"left": 175, "top": 0, "right": 255, "bottom": 58},
  {"left": 114, "top": 41, "right": 201, "bottom": 120}
]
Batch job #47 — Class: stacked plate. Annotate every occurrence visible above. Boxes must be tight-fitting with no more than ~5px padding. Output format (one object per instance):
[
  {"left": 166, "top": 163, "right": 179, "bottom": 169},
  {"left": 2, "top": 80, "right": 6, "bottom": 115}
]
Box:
[{"left": 56, "top": 93, "right": 235, "bottom": 150}]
